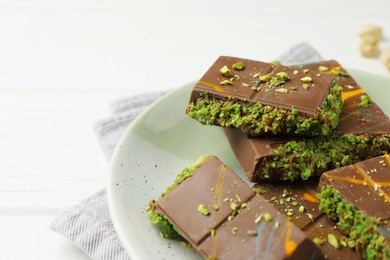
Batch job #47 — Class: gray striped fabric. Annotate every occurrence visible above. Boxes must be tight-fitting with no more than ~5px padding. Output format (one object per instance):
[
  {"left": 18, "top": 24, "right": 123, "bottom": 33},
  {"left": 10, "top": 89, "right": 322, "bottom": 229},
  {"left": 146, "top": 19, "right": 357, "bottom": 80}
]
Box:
[{"left": 50, "top": 42, "right": 323, "bottom": 259}]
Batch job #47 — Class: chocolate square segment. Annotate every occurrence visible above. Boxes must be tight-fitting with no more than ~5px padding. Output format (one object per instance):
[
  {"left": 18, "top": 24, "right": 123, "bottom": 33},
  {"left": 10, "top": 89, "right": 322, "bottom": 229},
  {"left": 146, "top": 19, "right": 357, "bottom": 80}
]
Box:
[
  {"left": 186, "top": 56, "right": 342, "bottom": 136},
  {"left": 252, "top": 66, "right": 331, "bottom": 115},
  {"left": 153, "top": 156, "right": 323, "bottom": 259},
  {"left": 194, "top": 56, "right": 273, "bottom": 101},
  {"left": 156, "top": 156, "right": 254, "bottom": 245}
]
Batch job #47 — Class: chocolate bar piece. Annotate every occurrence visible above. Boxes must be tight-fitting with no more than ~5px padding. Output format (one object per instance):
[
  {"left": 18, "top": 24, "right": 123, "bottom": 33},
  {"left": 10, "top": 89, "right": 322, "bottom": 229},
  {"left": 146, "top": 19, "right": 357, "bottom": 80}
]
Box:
[
  {"left": 256, "top": 180, "right": 361, "bottom": 259},
  {"left": 318, "top": 155, "right": 390, "bottom": 259},
  {"left": 148, "top": 156, "right": 323, "bottom": 259},
  {"left": 224, "top": 60, "right": 390, "bottom": 182},
  {"left": 186, "top": 56, "right": 343, "bottom": 136}
]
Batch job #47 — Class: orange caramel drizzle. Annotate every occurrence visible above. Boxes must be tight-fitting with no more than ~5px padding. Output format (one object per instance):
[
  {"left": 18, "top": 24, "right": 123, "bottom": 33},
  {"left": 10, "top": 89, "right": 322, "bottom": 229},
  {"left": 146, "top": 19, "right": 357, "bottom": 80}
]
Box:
[
  {"left": 353, "top": 154, "right": 390, "bottom": 202},
  {"left": 325, "top": 65, "right": 342, "bottom": 75},
  {"left": 284, "top": 222, "right": 297, "bottom": 257},
  {"left": 341, "top": 88, "right": 366, "bottom": 101},
  {"left": 210, "top": 164, "right": 228, "bottom": 257},
  {"left": 302, "top": 192, "right": 320, "bottom": 203},
  {"left": 327, "top": 157, "right": 390, "bottom": 202},
  {"left": 197, "top": 80, "right": 224, "bottom": 93}
]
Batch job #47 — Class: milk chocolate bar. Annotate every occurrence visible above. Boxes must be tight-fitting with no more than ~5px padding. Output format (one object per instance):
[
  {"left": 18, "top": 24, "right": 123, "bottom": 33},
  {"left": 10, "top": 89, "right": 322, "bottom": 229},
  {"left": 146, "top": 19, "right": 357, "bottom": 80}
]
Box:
[
  {"left": 256, "top": 180, "right": 361, "bottom": 259},
  {"left": 224, "top": 60, "right": 390, "bottom": 182},
  {"left": 148, "top": 156, "right": 323, "bottom": 259},
  {"left": 318, "top": 155, "right": 390, "bottom": 259},
  {"left": 186, "top": 56, "right": 343, "bottom": 136}
]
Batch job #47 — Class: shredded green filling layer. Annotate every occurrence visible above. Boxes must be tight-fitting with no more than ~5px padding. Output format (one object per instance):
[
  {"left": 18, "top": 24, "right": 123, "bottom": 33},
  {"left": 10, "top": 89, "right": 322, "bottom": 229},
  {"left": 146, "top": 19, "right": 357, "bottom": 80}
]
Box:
[
  {"left": 186, "top": 83, "right": 343, "bottom": 136},
  {"left": 147, "top": 156, "right": 210, "bottom": 240},
  {"left": 318, "top": 185, "right": 390, "bottom": 260},
  {"left": 255, "top": 133, "right": 390, "bottom": 182},
  {"left": 149, "top": 212, "right": 183, "bottom": 240}
]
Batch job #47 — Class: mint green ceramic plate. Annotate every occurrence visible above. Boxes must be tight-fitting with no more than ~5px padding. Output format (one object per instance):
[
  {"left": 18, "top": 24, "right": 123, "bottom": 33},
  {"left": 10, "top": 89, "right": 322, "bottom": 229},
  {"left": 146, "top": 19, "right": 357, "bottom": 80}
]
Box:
[{"left": 108, "top": 69, "right": 390, "bottom": 260}]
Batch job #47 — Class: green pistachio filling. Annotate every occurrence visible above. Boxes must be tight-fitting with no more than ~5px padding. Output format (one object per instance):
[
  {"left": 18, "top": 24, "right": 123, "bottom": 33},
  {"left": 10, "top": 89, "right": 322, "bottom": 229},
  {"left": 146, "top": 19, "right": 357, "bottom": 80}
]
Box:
[
  {"left": 318, "top": 185, "right": 390, "bottom": 260},
  {"left": 187, "top": 83, "right": 343, "bottom": 136},
  {"left": 147, "top": 156, "right": 210, "bottom": 240},
  {"left": 148, "top": 211, "right": 183, "bottom": 240},
  {"left": 255, "top": 133, "right": 390, "bottom": 181}
]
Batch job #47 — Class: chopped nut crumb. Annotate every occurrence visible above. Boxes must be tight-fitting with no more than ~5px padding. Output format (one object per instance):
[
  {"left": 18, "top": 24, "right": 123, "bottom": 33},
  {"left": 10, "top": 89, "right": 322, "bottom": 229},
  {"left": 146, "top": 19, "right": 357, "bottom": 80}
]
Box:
[
  {"left": 232, "top": 61, "right": 245, "bottom": 71},
  {"left": 264, "top": 213, "right": 272, "bottom": 222},
  {"left": 300, "top": 76, "right": 312, "bottom": 83},
  {"left": 198, "top": 204, "right": 210, "bottom": 216},
  {"left": 220, "top": 79, "right": 233, "bottom": 85},
  {"left": 219, "top": 65, "right": 232, "bottom": 77}
]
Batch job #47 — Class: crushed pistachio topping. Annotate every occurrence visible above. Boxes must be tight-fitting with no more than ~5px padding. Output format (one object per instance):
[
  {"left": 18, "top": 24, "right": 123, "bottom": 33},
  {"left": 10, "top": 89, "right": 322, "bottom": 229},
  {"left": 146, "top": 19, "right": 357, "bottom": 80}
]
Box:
[
  {"left": 219, "top": 79, "right": 233, "bottom": 85},
  {"left": 307, "top": 213, "right": 314, "bottom": 221},
  {"left": 318, "top": 66, "right": 329, "bottom": 72},
  {"left": 268, "top": 71, "right": 291, "bottom": 87},
  {"left": 298, "top": 205, "right": 305, "bottom": 213},
  {"left": 293, "top": 70, "right": 299, "bottom": 75},
  {"left": 274, "top": 221, "right": 280, "bottom": 228},
  {"left": 211, "top": 229, "right": 216, "bottom": 237},
  {"left": 303, "top": 69, "right": 309, "bottom": 73},
  {"left": 379, "top": 160, "right": 386, "bottom": 166},
  {"left": 253, "top": 187, "right": 265, "bottom": 194},
  {"left": 198, "top": 204, "right": 210, "bottom": 216},
  {"left": 241, "top": 202, "right": 247, "bottom": 209},
  {"left": 230, "top": 202, "right": 237, "bottom": 211},
  {"left": 275, "top": 71, "right": 290, "bottom": 80},
  {"left": 232, "top": 61, "right": 245, "bottom": 70},
  {"left": 247, "top": 230, "right": 258, "bottom": 236},
  {"left": 264, "top": 213, "right": 272, "bottom": 222},
  {"left": 328, "top": 233, "right": 341, "bottom": 249},
  {"left": 313, "top": 237, "right": 324, "bottom": 245},
  {"left": 286, "top": 209, "right": 294, "bottom": 216},
  {"left": 219, "top": 65, "right": 232, "bottom": 77},
  {"left": 231, "top": 227, "right": 238, "bottom": 234},
  {"left": 260, "top": 73, "right": 272, "bottom": 82},
  {"left": 275, "top": 88, "right": 288, "bottom": 93},
  {"left": 345, "top": 84, "right": 354, "bottom": 89},
  {"left": 212, "top": 203, "right": 219, "bottom": 211},
  {"left": 300, "top": 76, "right": 313, "bottom": 83},
  {"left": 359, "top": 95, "right": 372, "bottom": 108},
  {"left": 271, "top": 61, "right": 282, "bottom": 66},
  {"left": 242, "top": 82, "right": 250, "bottom": 87},
  {"left": 302, "top": 83, "right": 309, "bottom": 90},
  {"left": 254, "top": 214, "right": 263, "bottom": 224}
]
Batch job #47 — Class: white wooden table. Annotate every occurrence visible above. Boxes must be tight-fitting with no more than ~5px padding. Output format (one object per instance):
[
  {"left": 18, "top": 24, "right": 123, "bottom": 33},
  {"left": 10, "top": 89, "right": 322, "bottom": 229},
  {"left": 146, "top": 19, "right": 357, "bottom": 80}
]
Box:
[{"left": 1, "top": 0, "right": 389, "bottom": 259}]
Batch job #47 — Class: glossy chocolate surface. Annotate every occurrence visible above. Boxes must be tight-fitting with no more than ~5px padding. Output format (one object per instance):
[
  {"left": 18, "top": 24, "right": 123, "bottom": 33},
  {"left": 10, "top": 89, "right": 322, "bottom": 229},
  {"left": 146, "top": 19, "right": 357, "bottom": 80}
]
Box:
[
  {"left": 256, "top": 179, "right": 362, "bottom": 259},
  {"left": 155, "top": 156, "right": 323, "bottom": 259},
  {"left": 188, "top": 56, "right": 336, "bottom": 116}
]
